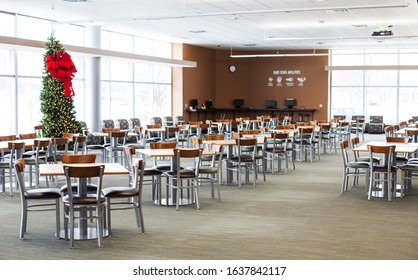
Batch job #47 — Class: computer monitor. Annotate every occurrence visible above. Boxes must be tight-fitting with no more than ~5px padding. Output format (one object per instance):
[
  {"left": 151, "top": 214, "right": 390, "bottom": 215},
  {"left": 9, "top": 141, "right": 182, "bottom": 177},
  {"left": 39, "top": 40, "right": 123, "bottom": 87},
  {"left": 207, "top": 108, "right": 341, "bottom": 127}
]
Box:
[
  {"left": 265, "top": 100, "right": 277, "bottom": 109},
  {"left": 284, "top": 98, "right": 296, "bottom": 109},
  {"left": 190, "top": 99, "right": 198, "bottom": 109},
  {"left": 205, "top": 100, "right": 213, "bottom": 109},
  {"left": 233, "top": 99, "right": 244, "bottom": 108}
]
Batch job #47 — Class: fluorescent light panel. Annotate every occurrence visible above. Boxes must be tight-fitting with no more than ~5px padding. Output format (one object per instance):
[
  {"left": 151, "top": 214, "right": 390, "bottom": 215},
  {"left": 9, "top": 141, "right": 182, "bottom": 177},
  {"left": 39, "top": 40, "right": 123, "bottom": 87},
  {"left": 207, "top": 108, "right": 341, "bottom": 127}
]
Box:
[{"left": 230, "top": 53, "right": 329, "bottom": 58}]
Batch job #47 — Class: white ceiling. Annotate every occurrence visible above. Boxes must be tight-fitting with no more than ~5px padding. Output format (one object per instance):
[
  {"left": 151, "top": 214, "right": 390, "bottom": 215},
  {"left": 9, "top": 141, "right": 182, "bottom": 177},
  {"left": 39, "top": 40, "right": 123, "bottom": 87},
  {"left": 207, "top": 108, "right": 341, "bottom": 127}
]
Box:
[{"left": 2, "top": 0, "right": 418, "bottom": 51}]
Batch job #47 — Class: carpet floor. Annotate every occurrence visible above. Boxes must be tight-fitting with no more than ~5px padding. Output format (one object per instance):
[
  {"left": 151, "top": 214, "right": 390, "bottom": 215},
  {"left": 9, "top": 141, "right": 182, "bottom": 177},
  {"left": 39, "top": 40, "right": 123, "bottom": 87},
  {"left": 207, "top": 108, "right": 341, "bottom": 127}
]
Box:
[{"left": 1, "top": 133, "right": 418, "bottom": 260}]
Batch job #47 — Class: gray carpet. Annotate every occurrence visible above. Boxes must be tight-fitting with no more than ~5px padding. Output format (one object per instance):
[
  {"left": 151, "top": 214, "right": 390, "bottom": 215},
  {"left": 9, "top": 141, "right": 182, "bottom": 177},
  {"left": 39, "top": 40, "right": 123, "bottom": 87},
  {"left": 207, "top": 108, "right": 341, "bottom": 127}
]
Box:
[{"left": 1, "top": 133, "right": 418, "bottom": 260}]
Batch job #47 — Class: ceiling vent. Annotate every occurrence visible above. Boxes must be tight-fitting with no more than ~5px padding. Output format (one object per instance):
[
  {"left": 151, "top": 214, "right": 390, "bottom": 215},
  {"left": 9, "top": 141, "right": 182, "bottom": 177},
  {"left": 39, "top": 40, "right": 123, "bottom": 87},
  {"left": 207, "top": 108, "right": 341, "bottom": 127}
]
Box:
[
  {"left": 326, "top": 8, "right": 350, "bottom": 13},
  {"left": 372, "top": 30, "right": 393, "bottom": 36},
  {"left": 372, "top": 25, "right": 393, "bottom": 37}
]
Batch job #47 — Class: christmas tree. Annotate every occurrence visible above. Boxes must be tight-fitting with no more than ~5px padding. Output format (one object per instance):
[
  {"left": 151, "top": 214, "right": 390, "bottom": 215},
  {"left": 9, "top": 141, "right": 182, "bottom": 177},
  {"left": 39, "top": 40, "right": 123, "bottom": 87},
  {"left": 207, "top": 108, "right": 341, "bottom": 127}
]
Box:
[{"left": 40, "top": 33, "right": 81, "bottom": 137}]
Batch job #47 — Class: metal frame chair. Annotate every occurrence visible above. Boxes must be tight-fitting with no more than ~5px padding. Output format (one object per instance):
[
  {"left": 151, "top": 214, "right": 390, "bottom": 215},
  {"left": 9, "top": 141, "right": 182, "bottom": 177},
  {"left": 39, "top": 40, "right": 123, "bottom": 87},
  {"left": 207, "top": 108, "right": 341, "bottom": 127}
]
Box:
[
  {"left": 194, "top": 144, "right": 224, "bottom": 200},
  {"left": 367, "top": 144, "right": 398, "bottom": 201},
  {"left": 23, "top": 139, "right": 51, "bottom": 188},
  {"left": 164, "top": 148, "right": 203, "bottom": 210},
  {"left": 124, "top": 146, "right": 162, "bottom": 204},
  {"left": 63, "top": 164, "right": 105, "bottom": 248},
  {"left": 263, "top": 132, "right": 293, "bottom": 174},
  {"left": 105, "top": 131, "right": 127, "bottom": 163},
  {"left": 60, "top": 154, "right": 98, "bottom": 196},
  {"left": 0, "top": 142, "right": 25, "bottom": 196},
  {"left": 102, "top": 158, "right": 145, "bottom": 236},
  {"left": 14, "top": 158, "right": 61, "bottom": 240},
  {"left": 293, "top": 127, "right": 315, "bottom": 163},
  {"left": 226, "top": 138, "right": 258, "bottom": 188},
  {"left": 340, "top": 140, "right": 370, "bottom": 194}
]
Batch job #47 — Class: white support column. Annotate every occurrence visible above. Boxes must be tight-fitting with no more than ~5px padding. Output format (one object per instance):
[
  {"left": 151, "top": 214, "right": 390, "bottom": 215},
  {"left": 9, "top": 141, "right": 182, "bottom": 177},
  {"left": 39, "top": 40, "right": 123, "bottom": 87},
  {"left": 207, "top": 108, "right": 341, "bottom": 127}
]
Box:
[{"left": 85, "top": 25, "right": 101, "bottom": 132}]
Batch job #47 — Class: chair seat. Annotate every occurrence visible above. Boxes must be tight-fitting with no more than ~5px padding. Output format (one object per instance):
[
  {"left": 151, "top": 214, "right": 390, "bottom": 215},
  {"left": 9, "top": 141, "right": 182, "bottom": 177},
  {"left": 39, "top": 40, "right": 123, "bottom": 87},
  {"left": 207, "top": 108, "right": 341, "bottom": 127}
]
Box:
[
  {"left": 25, "top": 188, "right": 61, "bottom": 199},
  {"left": 407, "top": 158, "right": 418, "bottom": 165},
  {"left": 23, "top": 158, "right": 47, "bottom": 164},
  {"left": 23, "top": 150, "right": 46, "bottom": 157},
  {"left": 396, "top": 156, "right": 409, "bottom": 162},
  {"left": 346, "top": 162, "right": 370, "bottom": 169},
  {"left": 373, "top": 166, "right": 398, "bottom": 172},
  {"left": 164, "top": 170, "right": 196, "bottom": 178},
  {"left": 400, "top": 163, "right": 418, "bottom": 171},
  {"left": 144, "top": 168, "right": 162, "bottom": 176},
  {"left": 293, "top": 140, "right": 311, "bottom": 145},
  {"left": 197, "top": 166, "right": 218, "bottom": 173},
  {"left": 63, "top": 194, "right": 106, "bottom": 204},
  {"left": 105, "top": 146, "right": 124, "bottom": 151},
  {"left": 265, "top": 147, "right": 285, "bottom": 153},
  {"left": 87, "top": 144, "right": 107, "bottom": 150},
  {"left": 146, "top": 137, "right": 160, "bottom": 143},
  {"left": 102, "top": 186, "right": 139, "bottom": 197},
  {"left": 357, "top": 156, "right": 380, "bottom": 163},
  {"left": 226, "top": 155, "right": 253, "bottom": 163},
  {"left": 154, "top": 164, "right": 172, "bottom": 171},
  {"left": 254, "top": 154, "right": 263, "bottom": 160}
]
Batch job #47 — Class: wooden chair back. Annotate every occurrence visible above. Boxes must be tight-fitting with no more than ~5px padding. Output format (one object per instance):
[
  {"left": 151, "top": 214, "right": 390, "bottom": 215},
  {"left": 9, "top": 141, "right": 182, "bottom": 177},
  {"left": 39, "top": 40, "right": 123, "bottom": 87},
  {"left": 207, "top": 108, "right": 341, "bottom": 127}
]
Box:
[
  {"left": 204, "top": 134, "right": 225, "bottom": 140},
  {"left": 61, "top": 154, "right": 96, "bottom": 163},
  {"left": 150, "top": 141, "right": 177, "bottom": 149},
  {"left": 19, "top": 133, "right": 36, "bottom": 139},
  {"left": 102, "top": 127, "right": 120, "bottom": 133},
  {"left": 386, "top": 136, "right": 408, "bottom": 143}
]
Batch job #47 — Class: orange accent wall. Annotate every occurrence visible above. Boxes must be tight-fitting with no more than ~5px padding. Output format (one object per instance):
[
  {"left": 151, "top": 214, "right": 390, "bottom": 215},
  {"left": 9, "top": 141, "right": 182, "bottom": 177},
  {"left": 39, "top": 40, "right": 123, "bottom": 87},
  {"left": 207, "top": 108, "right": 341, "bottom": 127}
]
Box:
[
  {"left": 182, "top": 45, "right": 329, "bottom": 122},
  {"left": 182, "top": 45, "right": 216, "bottom": 114}
]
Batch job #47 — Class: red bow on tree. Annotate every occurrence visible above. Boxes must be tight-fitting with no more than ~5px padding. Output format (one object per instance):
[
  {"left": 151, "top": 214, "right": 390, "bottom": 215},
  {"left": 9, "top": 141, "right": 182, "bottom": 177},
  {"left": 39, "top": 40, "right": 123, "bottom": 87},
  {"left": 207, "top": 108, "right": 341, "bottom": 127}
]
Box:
[{"left": 45, "top": 52, "right": 77, "bottom": 98}]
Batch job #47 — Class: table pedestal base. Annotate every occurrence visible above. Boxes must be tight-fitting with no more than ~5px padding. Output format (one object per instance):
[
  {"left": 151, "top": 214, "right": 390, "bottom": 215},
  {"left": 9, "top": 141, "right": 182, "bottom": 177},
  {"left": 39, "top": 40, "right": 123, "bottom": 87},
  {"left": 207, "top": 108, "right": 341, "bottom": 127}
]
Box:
[
  {"left": 154, "top": 198, "right": 193, "bottom": 206},
  {"left": 59, "top": 227, "right": 109, "bottom": 240},
  {"left": 371, "top": 184, "right": 403, "bottom": 198}
]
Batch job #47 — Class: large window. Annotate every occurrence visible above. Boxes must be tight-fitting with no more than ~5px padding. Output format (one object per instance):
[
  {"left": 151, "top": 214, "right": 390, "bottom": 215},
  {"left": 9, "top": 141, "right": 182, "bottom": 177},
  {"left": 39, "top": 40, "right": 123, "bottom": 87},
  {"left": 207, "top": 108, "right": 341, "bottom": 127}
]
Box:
[
  {"left": 0, "top": 49, "right": 15, "bottom": 135},
  {"left": 0, "top": 77, "right": 14, "bottom": 135},
  {"left": 330, "top": 49, "right": 418, "bottom": 124},
  {"left": 0, "top": 11, "right": 172, "bottom": 135},
  {"left": 101, "top": 30, "right": 172, "bottom": 123}
]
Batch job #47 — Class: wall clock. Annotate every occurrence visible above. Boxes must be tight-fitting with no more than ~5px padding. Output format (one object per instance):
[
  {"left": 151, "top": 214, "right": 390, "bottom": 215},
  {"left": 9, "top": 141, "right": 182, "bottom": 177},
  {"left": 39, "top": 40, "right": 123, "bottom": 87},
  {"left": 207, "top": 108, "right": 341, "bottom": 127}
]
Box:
[{"left": 229, "top": 65, "right": 236, "bottom": 73}]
